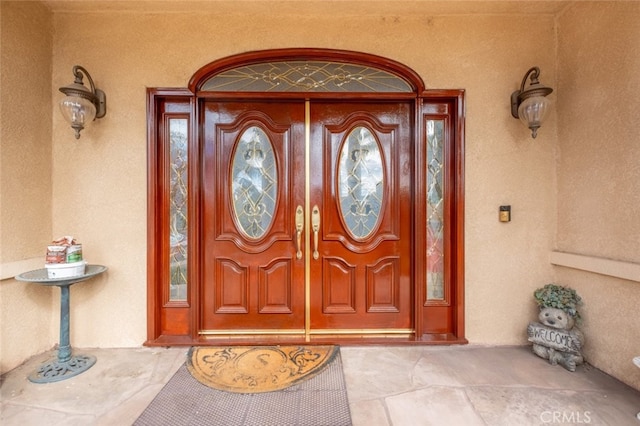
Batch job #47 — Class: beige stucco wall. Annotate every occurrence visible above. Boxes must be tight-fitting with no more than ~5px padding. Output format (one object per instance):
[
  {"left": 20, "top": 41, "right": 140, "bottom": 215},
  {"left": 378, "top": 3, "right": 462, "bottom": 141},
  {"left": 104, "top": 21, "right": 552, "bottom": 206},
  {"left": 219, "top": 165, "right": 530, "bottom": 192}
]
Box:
[
  {"left": 45, "top": 4, "right": 558, "bottom": 355},
  {"left": 555, "top": 2, "right": 640, "bottom": 391},
  {"left": 1, "top": 1, "right": 637, "bottom": 391},
  {"left": 0, "top": 1, "right": 57, "bottom": 374},
  {"left": 0, "top": 0, "right": 558, "bottom": 373}
]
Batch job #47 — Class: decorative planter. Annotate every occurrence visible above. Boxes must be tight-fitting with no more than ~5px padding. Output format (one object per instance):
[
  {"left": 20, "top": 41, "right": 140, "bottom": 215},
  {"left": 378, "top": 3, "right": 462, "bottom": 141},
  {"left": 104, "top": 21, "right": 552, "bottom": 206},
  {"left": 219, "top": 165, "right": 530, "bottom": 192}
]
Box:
[{"left": 528, "top": 284, "right": 585, "bottom": 372}]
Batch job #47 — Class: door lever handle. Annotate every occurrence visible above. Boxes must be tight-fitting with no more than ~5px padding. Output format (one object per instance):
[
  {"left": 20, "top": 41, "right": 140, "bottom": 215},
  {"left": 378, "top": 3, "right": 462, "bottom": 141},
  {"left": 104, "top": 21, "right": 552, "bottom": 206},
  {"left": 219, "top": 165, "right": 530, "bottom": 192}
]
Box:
[
  {"left": 295, "top": 205, "right": 304, "bottom": 259},
  {"left": 311, "top": 205, "right": 320, "bottom": 260}
]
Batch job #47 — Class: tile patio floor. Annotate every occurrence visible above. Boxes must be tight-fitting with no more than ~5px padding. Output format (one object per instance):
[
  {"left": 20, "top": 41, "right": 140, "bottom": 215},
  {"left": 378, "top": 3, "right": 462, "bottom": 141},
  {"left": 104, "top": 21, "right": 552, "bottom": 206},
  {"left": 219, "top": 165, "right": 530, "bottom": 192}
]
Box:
[{"left": 1, "top": 345, "right": 639, "bottom": 425}]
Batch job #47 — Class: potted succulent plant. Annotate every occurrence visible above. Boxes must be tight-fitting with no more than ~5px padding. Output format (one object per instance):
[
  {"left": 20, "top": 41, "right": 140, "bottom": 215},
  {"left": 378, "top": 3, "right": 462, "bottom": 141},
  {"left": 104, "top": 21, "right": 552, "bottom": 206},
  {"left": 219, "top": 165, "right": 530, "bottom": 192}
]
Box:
[
  {"left": 534, "top": 283, "right": 583, "bottom": 323},
  {"left": 528, "top": 283, "right": 585, "bottom": 371}
]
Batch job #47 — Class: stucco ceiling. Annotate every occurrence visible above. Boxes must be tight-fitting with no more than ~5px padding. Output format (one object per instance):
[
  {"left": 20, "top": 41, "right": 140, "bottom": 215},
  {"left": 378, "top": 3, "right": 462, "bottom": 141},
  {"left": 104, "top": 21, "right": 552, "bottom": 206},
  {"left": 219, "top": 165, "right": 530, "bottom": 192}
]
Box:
[{"left": 41, "top": 0, "right": 572, "bottom": 16}]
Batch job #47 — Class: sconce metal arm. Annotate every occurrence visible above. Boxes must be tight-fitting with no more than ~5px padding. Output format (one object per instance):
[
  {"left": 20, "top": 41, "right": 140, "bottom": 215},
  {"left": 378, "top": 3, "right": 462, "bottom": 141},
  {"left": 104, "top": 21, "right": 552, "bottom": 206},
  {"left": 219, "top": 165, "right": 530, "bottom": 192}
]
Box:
[
  {"left": 73, "top": 66, "right": 96, "bottom": 95},
  {"left": 519, "top": 66, "right": 541, "bottom": 94},
  {"left": 59, "top": 65, "right": 107, "bottom": 119}
]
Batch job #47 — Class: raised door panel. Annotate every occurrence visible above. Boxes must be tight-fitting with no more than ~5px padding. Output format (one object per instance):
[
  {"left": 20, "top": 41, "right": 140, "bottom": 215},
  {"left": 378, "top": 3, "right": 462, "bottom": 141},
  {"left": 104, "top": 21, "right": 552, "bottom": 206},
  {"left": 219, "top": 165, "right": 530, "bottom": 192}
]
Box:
[
  {"left": 258, "top": 258, "right": 294, "bottom": 314},
  {"left": 322, "top": 257, "right": 357, "bottom": 314},
  {"left": 366, "top": 256, "right": 400, "bottom": 313},
  {"left": 215, "top": 258, "right": 248, "bottom": 314}
]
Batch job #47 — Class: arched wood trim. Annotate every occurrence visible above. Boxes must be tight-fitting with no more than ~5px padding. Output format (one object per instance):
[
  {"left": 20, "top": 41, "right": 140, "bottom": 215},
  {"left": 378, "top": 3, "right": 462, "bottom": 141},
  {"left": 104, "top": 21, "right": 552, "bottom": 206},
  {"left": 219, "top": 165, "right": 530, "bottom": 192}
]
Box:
[{"left": 188, "top": 48, "right": 426, "bottom": 94}]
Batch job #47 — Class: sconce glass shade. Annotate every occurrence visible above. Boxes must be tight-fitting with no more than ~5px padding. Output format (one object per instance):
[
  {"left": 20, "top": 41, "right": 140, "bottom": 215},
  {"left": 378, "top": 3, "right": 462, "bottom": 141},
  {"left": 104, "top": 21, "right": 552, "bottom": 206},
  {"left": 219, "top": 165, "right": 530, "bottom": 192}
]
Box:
[
  {"left": 511, "top": 66, "right": 553, "bottom": 139},
  {"left": 517, "top": 95, "right": 551, "bottom": 139},
  {"left": 59, "top": 95, "right": 97, "bottom": 137},
  {"left": 59, "top": 65, "right": 106, "bottom": 139}
]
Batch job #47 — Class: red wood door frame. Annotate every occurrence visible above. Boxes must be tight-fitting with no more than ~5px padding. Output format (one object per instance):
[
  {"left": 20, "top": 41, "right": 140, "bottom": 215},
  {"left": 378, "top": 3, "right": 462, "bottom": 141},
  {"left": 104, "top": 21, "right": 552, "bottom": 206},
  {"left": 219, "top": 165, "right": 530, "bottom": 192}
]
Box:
[{"left": 145, "top": 49, "right": 466, "bottom": 346}]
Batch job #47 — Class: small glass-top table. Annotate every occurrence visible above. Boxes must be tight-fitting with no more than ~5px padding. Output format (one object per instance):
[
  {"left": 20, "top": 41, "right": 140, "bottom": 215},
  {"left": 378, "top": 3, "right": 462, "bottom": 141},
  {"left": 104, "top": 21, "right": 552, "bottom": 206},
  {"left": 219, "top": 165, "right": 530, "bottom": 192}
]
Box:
[{"left": 15, "top": 264, "right": 107, "bottom": 383}]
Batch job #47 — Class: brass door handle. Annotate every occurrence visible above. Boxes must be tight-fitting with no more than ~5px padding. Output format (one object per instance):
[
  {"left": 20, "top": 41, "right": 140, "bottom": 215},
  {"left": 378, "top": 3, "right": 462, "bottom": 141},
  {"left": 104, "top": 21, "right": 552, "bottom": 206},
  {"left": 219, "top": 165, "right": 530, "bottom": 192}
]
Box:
[
  {"left": 295, "top": 205, "right": 304, "bottom": 259},
  {"left": 311, "top": 205, "right": 320, "bottom": 260}
]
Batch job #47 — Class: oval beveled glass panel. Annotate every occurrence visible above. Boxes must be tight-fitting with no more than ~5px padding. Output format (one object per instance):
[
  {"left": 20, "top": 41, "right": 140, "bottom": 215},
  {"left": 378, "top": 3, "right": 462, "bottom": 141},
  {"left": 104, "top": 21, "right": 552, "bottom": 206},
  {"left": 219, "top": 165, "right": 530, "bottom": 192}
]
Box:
[
  {"left": 231, "top": 126, "right": 277, "bottom": 240},
  {"left": 338, "top": 127, "right": 384, "bottom": 240}
]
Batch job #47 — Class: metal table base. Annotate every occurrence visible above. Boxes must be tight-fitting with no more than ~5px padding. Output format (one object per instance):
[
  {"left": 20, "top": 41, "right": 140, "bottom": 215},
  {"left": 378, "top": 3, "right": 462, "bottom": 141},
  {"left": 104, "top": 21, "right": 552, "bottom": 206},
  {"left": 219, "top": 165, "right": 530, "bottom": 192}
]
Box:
[{"left": 16, "top": 265, "right": 107, "bottom": 383}]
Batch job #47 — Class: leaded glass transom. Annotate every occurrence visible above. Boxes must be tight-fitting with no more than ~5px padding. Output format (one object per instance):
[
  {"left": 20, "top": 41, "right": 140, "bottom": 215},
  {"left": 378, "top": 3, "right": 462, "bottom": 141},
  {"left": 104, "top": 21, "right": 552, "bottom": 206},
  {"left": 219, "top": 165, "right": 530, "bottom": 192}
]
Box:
[
  {"left": 169, "top": 118, "right": 188, "bottom": 301},
  {"left": 426, "top": 120, "right": 445, "bottom": 300},
  {"left": 338, "top": 127, "right": 384, "bottom": 240},
  {"left": 231, "top": 126, "right": 278, "bottom": 240},
  {"left": 201, "top": 61, "right": 413, "bottom": 93}
]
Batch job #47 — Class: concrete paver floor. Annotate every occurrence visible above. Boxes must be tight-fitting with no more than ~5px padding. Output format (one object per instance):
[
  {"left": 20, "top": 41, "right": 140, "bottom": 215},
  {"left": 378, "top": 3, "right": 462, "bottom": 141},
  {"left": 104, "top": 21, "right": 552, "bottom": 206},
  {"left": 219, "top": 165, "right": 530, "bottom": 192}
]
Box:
[{"left": 1, "top": 345, "right": 639, "bottom": 425}]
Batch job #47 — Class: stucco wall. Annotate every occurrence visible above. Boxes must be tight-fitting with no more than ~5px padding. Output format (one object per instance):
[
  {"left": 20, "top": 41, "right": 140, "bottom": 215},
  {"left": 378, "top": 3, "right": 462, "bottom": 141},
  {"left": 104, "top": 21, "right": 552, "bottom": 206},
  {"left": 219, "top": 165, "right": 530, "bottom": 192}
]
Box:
[
  {"left": 555, "top": 2, "right": 640, "bottom": 391},
  {"left": 2, "top": 1, "right": 560, "bottom": 373},
  {"left": 43, "top": 5, "right": 558, "bottom": 354},
  {"left": 3, "top": 0, "right": 636, "bottom": 393},
  {"left": 0, "top": 1, "right": 56, "bottom": 373},
  {"left": 11, "top": 2, "right": 640, "bottom": 389}
]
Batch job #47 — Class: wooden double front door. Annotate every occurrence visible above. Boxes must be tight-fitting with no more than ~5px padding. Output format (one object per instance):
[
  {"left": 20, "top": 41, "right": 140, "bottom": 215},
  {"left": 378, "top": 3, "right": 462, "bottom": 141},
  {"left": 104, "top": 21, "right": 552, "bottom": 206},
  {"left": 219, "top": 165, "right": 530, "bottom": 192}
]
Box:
[
  {"left": 201, "top": 100, "right": 412, "bottom": 335},
  {"left": 147, "top": 49, "right": 465, "bottom": 345}
]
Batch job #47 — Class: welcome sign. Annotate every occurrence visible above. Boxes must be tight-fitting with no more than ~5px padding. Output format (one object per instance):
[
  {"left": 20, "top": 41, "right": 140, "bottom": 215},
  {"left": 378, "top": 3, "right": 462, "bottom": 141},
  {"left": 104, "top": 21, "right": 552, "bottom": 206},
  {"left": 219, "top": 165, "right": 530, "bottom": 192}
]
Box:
[{"left": 527, "top": 323, "right": 583, "bottom": 355}]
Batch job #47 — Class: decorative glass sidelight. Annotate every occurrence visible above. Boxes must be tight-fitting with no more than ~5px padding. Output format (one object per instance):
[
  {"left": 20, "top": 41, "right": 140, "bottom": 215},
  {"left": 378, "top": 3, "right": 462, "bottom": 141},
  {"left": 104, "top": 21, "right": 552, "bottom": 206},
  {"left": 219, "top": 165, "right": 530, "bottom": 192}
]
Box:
[
  {"left": 338, "top": 127, "right": 384, "bottom": 240},
  {"left": 426, "top": 120, "right": 445, "bottom": 300},
  {"left": 169, "top": 118, "right": 188, "bottom": 301},
  {"left": 201, "top": 61, "right": 413, "bottom": 93},
  {"left": 231, "top": 126, "right": 278, "bottom": 239}
]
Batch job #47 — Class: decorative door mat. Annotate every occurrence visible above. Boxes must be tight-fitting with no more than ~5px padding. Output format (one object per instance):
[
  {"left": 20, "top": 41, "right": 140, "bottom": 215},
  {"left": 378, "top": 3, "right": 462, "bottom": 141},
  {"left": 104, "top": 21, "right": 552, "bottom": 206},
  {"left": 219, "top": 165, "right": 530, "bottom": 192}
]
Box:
[
  {"left": 134, "top": 346, "right": 351, "bottom": 426},
  {"left": 187, "top": 345, "right": 338, "bottom": 393}
]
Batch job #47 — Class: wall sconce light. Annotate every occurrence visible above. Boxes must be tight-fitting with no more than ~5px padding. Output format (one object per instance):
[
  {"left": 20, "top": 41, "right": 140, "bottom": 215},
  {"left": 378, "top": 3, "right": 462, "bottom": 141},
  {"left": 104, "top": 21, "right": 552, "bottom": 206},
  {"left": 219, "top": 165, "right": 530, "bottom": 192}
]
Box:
[
  {"left": 511, "top": 66, "right": 553, "bottom": 139},
  {"left": 59, "top": 65, "right": 106, "bottom": 139}
]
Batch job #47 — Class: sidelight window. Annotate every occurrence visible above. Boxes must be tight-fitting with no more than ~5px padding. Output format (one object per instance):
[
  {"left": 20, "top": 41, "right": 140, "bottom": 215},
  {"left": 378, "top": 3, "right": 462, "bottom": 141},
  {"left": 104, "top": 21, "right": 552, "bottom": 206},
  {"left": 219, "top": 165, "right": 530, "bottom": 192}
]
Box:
[
  {"left": 426, "top": 120, "right": 445, "bottom": 300},
  {"left": 169, "top": 118, "right": 188, "bottom": 301}
]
